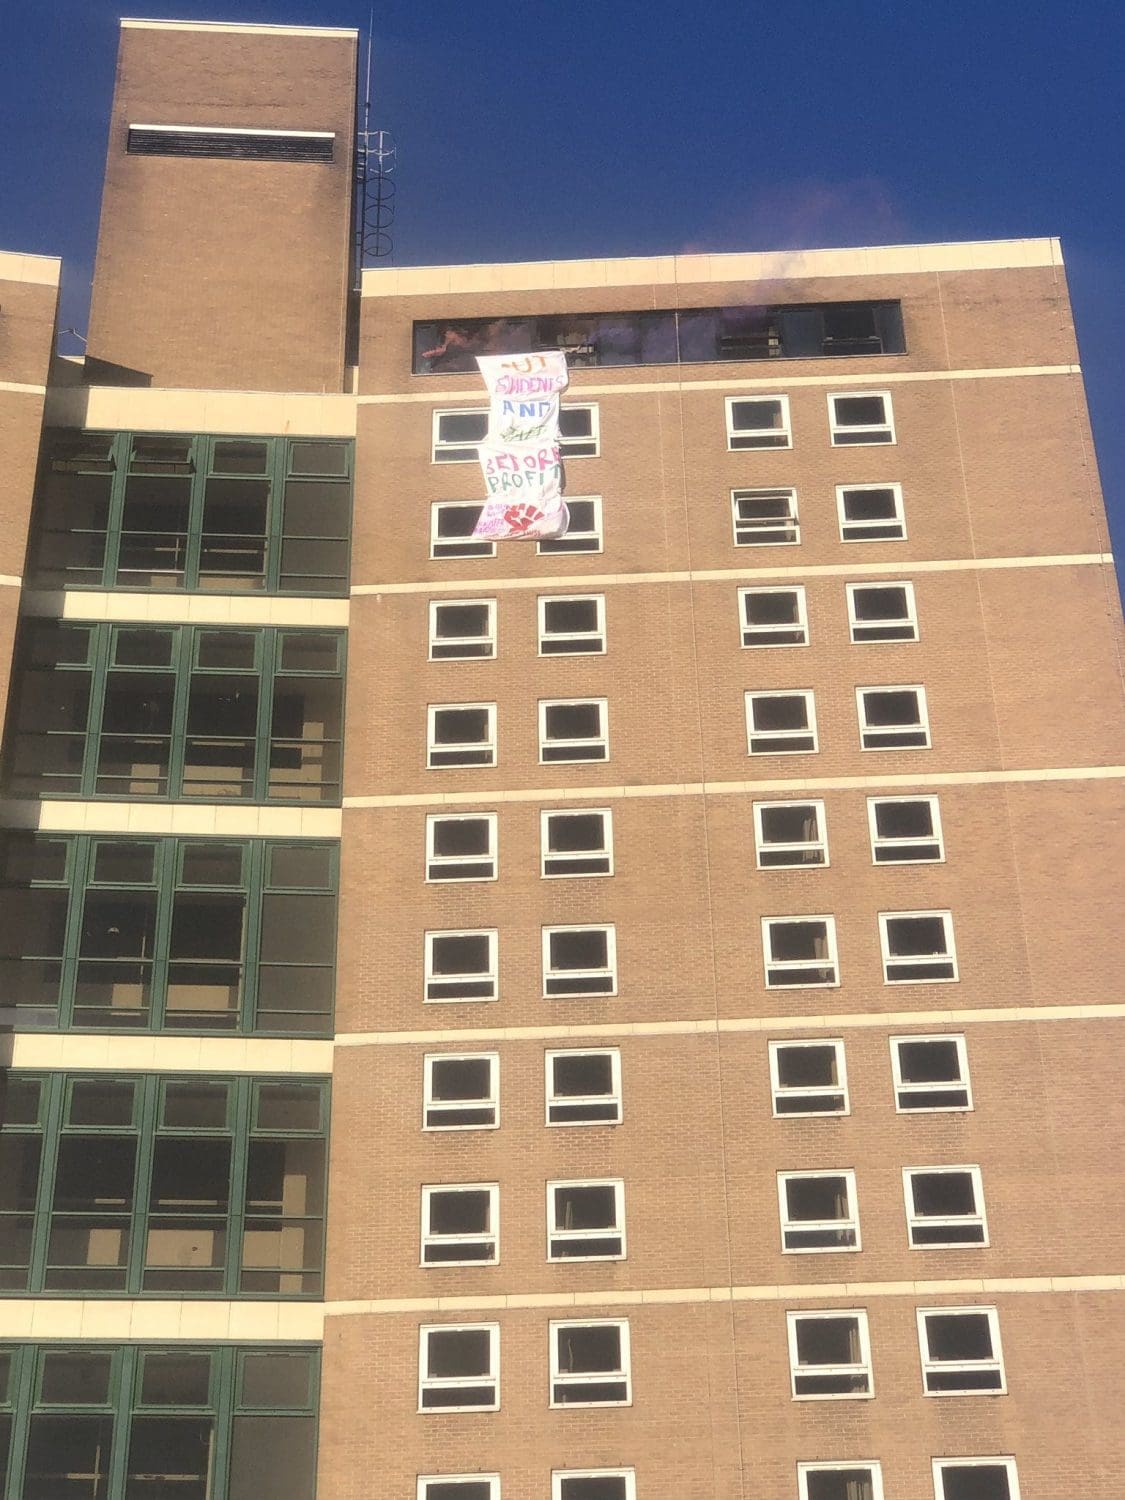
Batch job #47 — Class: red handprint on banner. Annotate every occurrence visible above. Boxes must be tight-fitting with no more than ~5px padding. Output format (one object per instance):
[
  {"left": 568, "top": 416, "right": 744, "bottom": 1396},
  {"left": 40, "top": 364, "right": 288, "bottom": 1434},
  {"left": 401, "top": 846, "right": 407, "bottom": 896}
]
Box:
[{"left": 503, "top": 503, "right": 545, "bottom": 533}]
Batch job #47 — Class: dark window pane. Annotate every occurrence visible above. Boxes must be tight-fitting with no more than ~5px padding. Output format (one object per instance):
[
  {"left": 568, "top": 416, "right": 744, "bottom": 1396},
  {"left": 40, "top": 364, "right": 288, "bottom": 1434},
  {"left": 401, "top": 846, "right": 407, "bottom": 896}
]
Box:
[
  {"left": 125, "top": 1415, "right": 214, "bottom": 1500},
  {"left": 213, "top": 441, "right": 269, "bottom": 474},
  {"left": 268, "top": 846, "right": 334, "bottom": 891},
  {"left": 139, "top": 1353, "right": 212, "bottom": 1406},
  {"left": 289, "top": 441, "right": 350, "bottom": 477},
  {"left": 25, "top": 1414, "right": 114, "bottom": 1499},
  {"left": 195, "top": 632, "right": 257, "bottom": 671},
  {"left": 239, "top": 1351, "right": 315, "bottom": 1408},
  {"left": 39, "top": 1352, "right": 113, "bottom": 1404},
  {"left": 67, "top": 1081, "right": 136, "bottom": 1127},
  {"left": 228, "top": 1416, "right": 316, "bottom": 1500},
  {"left": 255, "top": 1084, "right": 324, "bottom": 1133},
  {"left": 180, "top": 844, "right": 244, "bottom": 887},
  {"left": 161, "top": 1083, "right": 231, "bottom": 1130}
]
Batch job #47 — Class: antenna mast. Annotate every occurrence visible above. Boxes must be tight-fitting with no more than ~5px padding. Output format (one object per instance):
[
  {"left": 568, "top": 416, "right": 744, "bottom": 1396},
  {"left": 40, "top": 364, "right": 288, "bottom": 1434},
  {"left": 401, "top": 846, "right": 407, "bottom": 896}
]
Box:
[{"left": 355, "top": 10, "right": 396, "bottom": 267}]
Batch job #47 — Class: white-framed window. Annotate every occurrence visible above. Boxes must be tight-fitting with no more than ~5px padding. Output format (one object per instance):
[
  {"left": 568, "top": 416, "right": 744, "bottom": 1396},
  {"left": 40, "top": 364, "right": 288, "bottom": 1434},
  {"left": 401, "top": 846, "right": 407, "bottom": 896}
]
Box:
[
  {"left": 904, "top": 1166, "right": 988, "bottom": 1248},
  {"left": 745, "top": 690, "right": 818, "bottom": 755},
  {"left": 739, "top": 585, "right": 808, "bottom": 646},
  {"left": 418, "top": 1476, "right": 499, "bottom": 1500},
  {"left": 429, "top": 598, "right": 497, "bottom": 660},
  {"left": 932, "top": 1457, "right": 1020, "bottom": 1500},
  {"left": 731, "top": 487, "right": 800, "bottom": 546},
  {"left": 546, "top": 1048, "right": 622, "bottom": 1125},
  {"left": 426, "top": 812, "right": 498, "bottom": 882},
  {"left": 424, "top": 929, "right": 498, "bottom": 1003},
  {"left": 543, "top": 925, "right": 617, "bottom": 997},
  {"left": 828, "top": 390, "right": 895, "bottom": 445},
  {"left": 778, "top": 1170, "right": 860, "bottom": 1251},
  {"left": 549, "top": 1319, "right": 631, "bottom": 1406},
  {"left": 798, "top": 1461, "right": 884, "bottom": 1500},
  {"left": 892, "top": 1035, "right": 971, "bottom": 1112},
  {"left": 418, "top": 1323, "right": 499, "bottom": 1411},
  {"left": 547, "top": 1179, "right": 625, "bottom": 1260},
  {"left": 538, "top": 495, "right": 603, "bottom": 555},
  {"left": 847, "top": 581, "right": 918, "bottom": 642},
  {"left": 726, "top": 394, "right": 792, "bottom": 449},
  {"left": 754, "top": 800, "right": 828, "bottom": 867},
  {"left": 787, "top": 1309, "right": 872, "bottom": 1398},
  {"left": 538, "top": 594, "right": 606, "bottom": 655},
  {"left": 552, "top": 1471, "right": 635, "bottom": 1500},
  {"left": 762, "top": 916, "right": 839, "bottom": 988},
  {"left": 427, "top": 703, "right": 497, "bottom": 768},
  {"left": 918, "top": 1306, "right": 1005, "bottom": 1395},
  {"left": 432, "top": 408, "right": 489, "bottom": 463},
  {"left": 541, "top": 808, "right": 613, "bottom": 877},
  {"left": 868, "top": 795, "right": 944, "bottom": 863},
  {"left": 769, "top": 1039, "right": 848, "bottom": 1116},
  {"left": 856, "top": 684, "right": 930, "bottom": 749},
  {"left": 423, "top": 1053, "right": 499, "bottom": 1130},
  {"left": 430, "top": 500, "right": 494, "bottom": 559},
  {"left": 837, "top": 482, "right": 906, "bottom": 541},
  {"left": 557, "top": 404, "right": 600, "bottom": 456},
  {"left": 880, "top": 910, "right": 958, "bottom": 982},
  {"left": 421, "top": 1183, "right": 499, "bottom": 1265},
  {"left": 539, "top": 698, "right": 609, "bottom": 763}
]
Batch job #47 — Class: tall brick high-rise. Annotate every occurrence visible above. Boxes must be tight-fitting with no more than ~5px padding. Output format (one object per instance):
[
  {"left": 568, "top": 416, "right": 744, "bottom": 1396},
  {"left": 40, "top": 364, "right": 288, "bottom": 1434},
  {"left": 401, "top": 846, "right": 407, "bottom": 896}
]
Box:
[{"left": 1, "top": 16, "right": 1122, "bottom": 1500}]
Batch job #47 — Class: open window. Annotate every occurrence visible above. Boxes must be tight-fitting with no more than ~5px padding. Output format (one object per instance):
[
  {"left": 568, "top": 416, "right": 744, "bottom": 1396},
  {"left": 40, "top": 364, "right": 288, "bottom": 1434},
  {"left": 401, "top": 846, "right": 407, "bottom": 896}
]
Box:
[
  {"left": 762, "top": 916, "right": 839, "bottom": 987},
  {"left": 918, "top": 1306, "right": 1005, "bottom": 1394},
  {"left": 547, "top": 1180, "right": 625, "bottom": 1260},
  {"left": 828, "top": 391, "right": 895, "bottom": 444},
  {"left": 798, "top": 1463, "right": 884, "bottom": 1500},
  {"left": 868, "top": 796, "right": 943, "bottom": 863},
  {"left": 425, "top": 814, "right": 497, "bottom": 882},
  {"left": 423, "top": 1054, "right": 499, "bottom": 1130},
  {"left": 421, "top": 1183, "right": 499, "bottom": 1264},
  {"left": 745, "top": 691, "right": 818, "bottom": 755},
  {"left": 418, "top": 1324, "right": 499, "bottom": 1411},
  {"left": 880, "top": 911, "right": 957, "bottom": 982},
  {"left": 847, "top": 582, "right": 918, "bottom": 642},
  {"left": 552, "top": 1471, "right": 636, "bottom": 1500},
  {"left": 430, "top": 501, "right": 493, "bottom": 560},
  {"left": 538, "top": 496, "right": 603, "bottom": 556},
  {"left": 932, "top": 1458, "right": 1020, "bottom": 1500},
  {"left": 856, "top": 685, "right": 930, "bottom": 749},
  {"left": 731, "top": 488, "right": 799, "bottom": 546},
  {"left": 549, "top": 1320, "right": 631, "bottom": 1406},
  {"left": 787, "top": 1310, "right": 872, "bottom": 1397},
  {"left": 725, "top": 395, "right": 791, "bottom": 449},
  {"left": 904, "top": 1166, "right": 988, "bottom": 1247},
  {"left": 778, "top": 1170, "right": 860, "bottom": 1251},
  {"left": 541, "top": 809, "right": 613, "bottom": 877},
  {"left": 739, "top": 586, "right": 808, "bottom": 646},
  {"left": 539, "top": 699, "right": 609, "bottom": 763},
  {"left": 542, "top": 926, "right": 617, "bottom": 997},
  {"left": 424, "top": 930, "right": 498, "bottom": 1003},
  {"left": 836, "top": 483, "right": 906, "bottom": 541},
  {"left": 754, "top": 801, "right": 828, "bottom": 867},
  {"left": 891, "top": 1035, "right": 971, "bottom": 1111},
  {"left": 428, "top": 600, "right": 496, "bottom": 660},
  {"left": 538, "top": 595, "right": 606, "bottom": 655},
  {"left": 546, "top": 1049, "right": 622, "bottom": 1125},
  {"left": 769, "top": 1040, "right": 848, "bottom": 1116},
  {"left": 427, "top": 704, "right": 497, "bottom": 768}
]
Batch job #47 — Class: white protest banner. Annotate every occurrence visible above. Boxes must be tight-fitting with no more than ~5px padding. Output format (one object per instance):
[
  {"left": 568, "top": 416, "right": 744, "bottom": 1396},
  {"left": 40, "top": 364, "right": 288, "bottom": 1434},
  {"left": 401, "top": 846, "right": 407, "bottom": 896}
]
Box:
[{"left": 472, "top": 350, "right": 570, "bottom": 540}]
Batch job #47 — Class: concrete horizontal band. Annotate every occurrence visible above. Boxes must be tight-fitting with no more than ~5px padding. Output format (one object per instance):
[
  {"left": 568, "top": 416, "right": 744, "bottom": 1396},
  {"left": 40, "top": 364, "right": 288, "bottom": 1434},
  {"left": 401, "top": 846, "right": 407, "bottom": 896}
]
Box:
[
  {"left": 43, "top": 385, "right": 358, "bottom": 437},
  {"left": 0, "top": 249, "right": 62, "bottom": 287},
  {"left": 361, "top": 238, "right": 1063, "bottom": 298},
  {"left": 0, "top": 801, "right": 343, "bottom": 838},
  {"left": 0, "top": 574, "right": 20, "bottom": 588},
  {"left": 342, "top": 763, "right": 1125, "bottom": 811},
  {"left": 5, "top": 1034, "right": 333, "bottom": 1076},
  {"left": 334, "top": 1001, "right": 1125, "bottom": 1049},
  {"left": 352, "top": 552, "right": 1114, "bottom": 598},
  {"left": 0, "top": 380, "right": 47, "bottom": 396},
  {"left": 0, "top": 1299, "right": 326, "bottom": 1342},
  {"left": 21, "top": 590, "right": 350, "bottom": 628},
  {"left": 325, "top": 1272, "right": 1125, "bottom": 1318},
  {"left": 121, "top": 18, "right": 359, "bottom": 38}
]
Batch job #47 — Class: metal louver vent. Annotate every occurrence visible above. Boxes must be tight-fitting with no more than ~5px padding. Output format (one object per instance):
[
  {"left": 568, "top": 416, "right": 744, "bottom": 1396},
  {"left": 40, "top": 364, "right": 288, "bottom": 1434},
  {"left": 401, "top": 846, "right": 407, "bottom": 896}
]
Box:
[{"left": 127, "top": 125, "right": 334, "bottom": 162}]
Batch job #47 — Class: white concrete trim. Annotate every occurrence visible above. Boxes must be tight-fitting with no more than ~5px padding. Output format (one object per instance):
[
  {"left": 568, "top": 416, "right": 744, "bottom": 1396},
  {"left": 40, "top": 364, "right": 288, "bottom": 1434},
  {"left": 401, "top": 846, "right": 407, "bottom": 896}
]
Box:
[
  {"left": 43, "top": 385, "right": 357, "bottom": 436},
  {"left": 0, "top": 381, "right": 47, "bottom": 396},
  {"left": 0, "top": 574, "right": 21, "bottom": 588},
  {"left": 360, "top": 238, "right": 1063, "bottom": 297},
  {"left": 1, "top": 1299, "right": 326, "bottom": 1341},
  {"left": 5, "top": 1034, "right": 333, "bottom": 1074},
  {"left": 130, "top": 123, "right": 335, "bottom": 139},
  {"left": 121, "top": 18, "right": 358, "bottom": 38},
  {"left": 352, "top": 553, "right": 1114, "bottom": 597},
  {"left": 21, "top": 591, "right": 350, "bottom": 628},
  {"left": 0, "top": 250, "right": 62, "bottom": 287},
  {"left": 0, "top": 801, "right": 343, "bottom": 837},
  {"left": 342, "top": 764, "right": 1125, "bottom": 811}
]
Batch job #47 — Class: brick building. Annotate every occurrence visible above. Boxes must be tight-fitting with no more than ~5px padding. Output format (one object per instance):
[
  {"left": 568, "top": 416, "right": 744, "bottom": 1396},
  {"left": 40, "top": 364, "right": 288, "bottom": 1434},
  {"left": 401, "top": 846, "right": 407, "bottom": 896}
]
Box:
[{"left": 1, "top": 15, "right": 1123, "bottom": 1500}]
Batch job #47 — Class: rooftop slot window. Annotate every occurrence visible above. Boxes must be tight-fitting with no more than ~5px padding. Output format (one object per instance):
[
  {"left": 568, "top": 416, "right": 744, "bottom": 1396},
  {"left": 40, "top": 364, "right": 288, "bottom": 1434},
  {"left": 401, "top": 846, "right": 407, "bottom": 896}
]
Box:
[{"left": 127, "top": 124, "right": 335, "bottom": 162}]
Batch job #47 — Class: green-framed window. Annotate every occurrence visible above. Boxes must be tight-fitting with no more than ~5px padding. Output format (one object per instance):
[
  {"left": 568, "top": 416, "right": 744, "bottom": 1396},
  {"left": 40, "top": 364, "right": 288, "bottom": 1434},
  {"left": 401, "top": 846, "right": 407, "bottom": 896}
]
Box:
[
  {"left": 0, "top": 1073, "right": 329, "bottom": 1297},
  {"left": 27, "top": 429, "right": 352, "bottom": 595},
  {"left": 0, "top": 834, "right": 337, "bottom": 1034},
  {"left": 0, "top": 1342, "right": 319, "bottom": 1498},
  {"left": 1, "top": 622, "right": 345, "bottom": 802}
]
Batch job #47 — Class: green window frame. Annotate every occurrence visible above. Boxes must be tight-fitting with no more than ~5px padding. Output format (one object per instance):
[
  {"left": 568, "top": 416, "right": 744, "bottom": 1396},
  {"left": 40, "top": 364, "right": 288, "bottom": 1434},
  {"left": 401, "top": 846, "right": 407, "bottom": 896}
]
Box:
[
  {"left": 0, "top": 1342, "right": 319, "bottom": 1499},
  {"left": 2, "top": 622, "right": 345, "bottom": 803},
  {"left": 28, "top": 429, "right": 353, "bottom": 595},
  {"left": 0, "top": 834, "right": 338, "bottom": 1035},
  {"left": 0, "top": 1073, "right": 329, "bottom": 1298}
]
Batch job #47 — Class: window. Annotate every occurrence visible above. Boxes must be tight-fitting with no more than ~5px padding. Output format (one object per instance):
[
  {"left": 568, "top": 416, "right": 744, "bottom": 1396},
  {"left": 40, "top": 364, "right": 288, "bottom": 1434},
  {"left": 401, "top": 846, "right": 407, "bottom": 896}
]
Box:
[
  {"left": 762, "top": 916, "right": 839, "bottom": 987},
  {"left": 432, "top": 406, "right": 598, "bottom": 461},
  {"left": 539, "top": 595, "right": 606, "bottom": 655},
  {"left": 778, "top": 1170, "right": 860, "bottom": 1251},
  {"left": 430, "top": 501, "right": 494, "bottom": 560},
  {"left": 787, "top": 1310, "right": 872, "bottom": 1397},
  {"left": 932, "top": 1458, "right": 1020, "bottom": 1500},
  {"left": 868, "top": 796, "right": 943, "bottom": 863},
  {"left": 553, "top": 1471, "right": 636, "bottom": 1500},
  {"left": 847, "top": 582, "right": 918, "bottom": 642},
  {"left": 426, "top": 814, "right": 498, "bottom": 881},
  {"left": 424, "top": 1054, "right": 499, "bottom": 1130},
  {"left": 905, "top": 1167, "right": 987, "bottom": 1247},
  {"left": 731, "top": 487, "right": 799, "bottom": 546},
  {"left": 3, "top": 623, "right": 345, "bottom": 803},
  {"left": 0, "top": 1343, "right": 319, "bottom": 1500},
  {"left": 547, "top": 1180, "right": 625, "bottom": 1260},
  {"left": 538, "top": 496, "right": 603, "bottom": 555},
  {"left": 557, "top": 405, "right": 600, "bottom": 456},
  {"left": 880, "top": 911, "right": 957, "bottom": 982},
  {"left": 427, "top": 703, "right": 496, "bottom": 768},
  {"left": 546, "top": 1049, "right": 622, "bottom": 1125},
  {"left": 745, "top": 691, "right": 818, "bottom": 754},
  {"left": 549, "top": 1320, "right": 631, "bottom": 1406},
  {"left": 918, "top": 1306, "right": 1005, "bottom": 1394},
  {"left": 725, "top": 395, "right": 791, "bottom": 449},
  {"left": 798, "top": 1462, "right": 884, "bottom": 1500},
  {"left": 0, "top": 1073, "right": 328, "bottom": 1294},
  {"left": 28, "top": 430, "right": 352, "bottom": 595},
  {"left": 837, "top": 483, "right": 906, "bottom": 541},
  {"left": 429, "top": 600, "right": 496, "bottom": 660},
  {"left": 856, "top": 685, "right": 930, "bottom": 749},
  {"left": 418, "top": 1324, "right": 499, "bottom": 1411},
  {"left": 127, "top": 124, "right": 334, "bottom": 162},
  {"left": 739, "top": 586, "right": 808, "bottom": 646},
  {"left": 421, "top": 1184, "right": 499, "bottom": 1265},
  {"left": 419, "top": 1477, "right": 499, "bottom": 1500},
  {"left": 769, "top": 1040, "right": 848, "bottom": 1116},
  {"left": 539, "top": 699, "right": 608, "bottom": 763},
  {"left": 424, "top": 930, "right": 498, "bottom": 1002},
  {"left": 892, "top": 1035, "right": 971, "bottom": 1111},
  {"left": 541, "top": 809, "right": 613, "bottom": 877},
  {"left": 0, "top": 834, "right": 338, "bottom": 1034},
  {"left": 828, "top": 391, "right": 895, "bottom": 445},
  {"left": 543, "top": 926, "right": 616, "bottom": 997},
  {"left": 754, "top": 801, "right": 827, "bottom": 867}
]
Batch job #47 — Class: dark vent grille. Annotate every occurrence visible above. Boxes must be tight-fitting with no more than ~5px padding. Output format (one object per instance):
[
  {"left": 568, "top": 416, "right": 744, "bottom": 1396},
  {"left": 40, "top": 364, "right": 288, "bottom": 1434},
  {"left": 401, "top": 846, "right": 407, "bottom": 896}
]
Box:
[{"left": 127, "top": 126, "right": 334, "bottom": 162}]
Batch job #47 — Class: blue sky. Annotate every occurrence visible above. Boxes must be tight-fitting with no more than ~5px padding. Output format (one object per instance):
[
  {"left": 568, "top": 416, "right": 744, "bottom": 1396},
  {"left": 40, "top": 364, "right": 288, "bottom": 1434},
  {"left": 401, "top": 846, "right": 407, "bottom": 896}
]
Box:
[{"left": 3, "top": 0, "right": 1123, "bottom": 553}]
